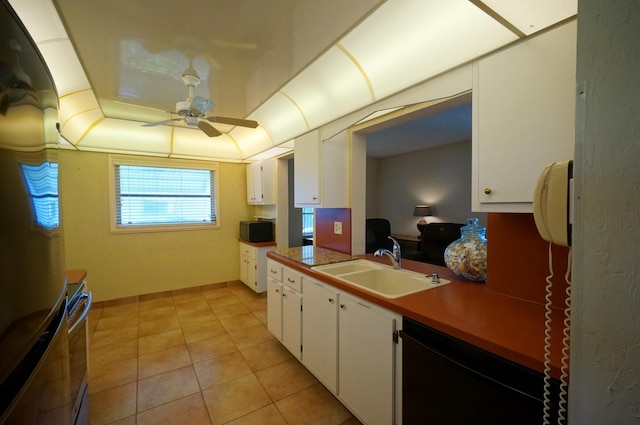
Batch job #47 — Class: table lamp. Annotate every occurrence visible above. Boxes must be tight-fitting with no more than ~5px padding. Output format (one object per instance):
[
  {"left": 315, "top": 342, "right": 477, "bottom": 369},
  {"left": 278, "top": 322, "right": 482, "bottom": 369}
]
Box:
[{"left": 413, "top": 205, "right": 433, "bottom": 233}]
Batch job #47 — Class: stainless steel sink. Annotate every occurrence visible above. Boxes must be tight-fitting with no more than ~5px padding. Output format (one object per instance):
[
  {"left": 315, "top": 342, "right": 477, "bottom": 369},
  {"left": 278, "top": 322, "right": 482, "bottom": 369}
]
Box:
[{"left": 312, "top": 260, "right": 449, "bottom": 299}]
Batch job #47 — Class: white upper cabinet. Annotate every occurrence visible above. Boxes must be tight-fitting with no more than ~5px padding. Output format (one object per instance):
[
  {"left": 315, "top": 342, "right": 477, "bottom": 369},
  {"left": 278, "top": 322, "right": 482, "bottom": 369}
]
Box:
[
  {"left": 472, "top": 20, "right": 577, "bottom": 212},
  {"left": 294, "top": 129, "right": 349, "bottom": 208},
  {"left": 246, "top": 159, "right": 276, "bottom": 205}
]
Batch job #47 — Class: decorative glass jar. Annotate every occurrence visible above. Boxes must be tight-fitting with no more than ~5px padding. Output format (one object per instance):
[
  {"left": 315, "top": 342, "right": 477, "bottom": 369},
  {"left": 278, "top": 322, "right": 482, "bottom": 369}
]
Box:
[{"left": 444, "top": 218, "right": 487, "bottom": 282}]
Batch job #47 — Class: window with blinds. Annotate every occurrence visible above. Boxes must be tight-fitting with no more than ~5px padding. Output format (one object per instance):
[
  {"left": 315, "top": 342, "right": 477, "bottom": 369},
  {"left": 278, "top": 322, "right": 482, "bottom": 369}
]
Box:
[
  {"left": 20, "top": 162, "right": 60, "bottom": 230},
  {"left": 110, "top": 156, "right": 218, "bottom": 230}
]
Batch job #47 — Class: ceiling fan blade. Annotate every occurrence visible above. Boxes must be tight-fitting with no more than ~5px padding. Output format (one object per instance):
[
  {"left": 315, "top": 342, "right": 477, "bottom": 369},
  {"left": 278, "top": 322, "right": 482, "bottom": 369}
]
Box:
[
  {"left": 207, "top": 116, "right": 259, "bottom": 128},
  {"left": 190, "top": 96, "right": 215, "bottom": 115},
  {"left": 142, "top": 118, "right": 181, "bottom": 127},
  {"left": 197, "top": 121, "right": 223, "bottom": 137}
]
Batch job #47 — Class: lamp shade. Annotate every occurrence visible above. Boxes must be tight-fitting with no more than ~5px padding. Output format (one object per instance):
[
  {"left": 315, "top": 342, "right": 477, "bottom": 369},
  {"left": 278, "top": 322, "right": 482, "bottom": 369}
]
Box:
[{"left": 413, "top": 205, "right": 432, "bottom": 217}]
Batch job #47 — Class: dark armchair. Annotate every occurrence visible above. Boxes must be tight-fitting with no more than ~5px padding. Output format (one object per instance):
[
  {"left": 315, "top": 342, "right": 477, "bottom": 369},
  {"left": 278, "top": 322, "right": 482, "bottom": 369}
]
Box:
[
  {"left": 406, "top": 222, "right": 464, "bottom": 266},
  {"left": 365, "top": 218, "right": 394, "bottom": 253}
]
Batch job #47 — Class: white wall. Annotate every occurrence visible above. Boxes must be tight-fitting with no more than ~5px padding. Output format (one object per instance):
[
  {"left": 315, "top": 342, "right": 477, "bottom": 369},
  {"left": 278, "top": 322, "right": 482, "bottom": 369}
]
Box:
[
  {"left": 366, "top": 140, "right": 486, "bottom": 236},
  {"left": 570, "top": 1, "right": 640, "bottom": 422}
]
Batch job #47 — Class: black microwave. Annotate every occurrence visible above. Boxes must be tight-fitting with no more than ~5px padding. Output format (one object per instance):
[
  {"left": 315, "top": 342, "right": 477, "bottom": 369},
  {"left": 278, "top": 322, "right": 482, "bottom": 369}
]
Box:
[{"left": 239, "top": 221, "right": 274, "bottom": 242}]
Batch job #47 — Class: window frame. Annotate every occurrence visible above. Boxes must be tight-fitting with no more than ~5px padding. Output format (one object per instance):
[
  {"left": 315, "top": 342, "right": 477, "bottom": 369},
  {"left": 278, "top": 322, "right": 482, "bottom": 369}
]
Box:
[{"left": 108, "top": 155, "right": 220, "bottom": 233}]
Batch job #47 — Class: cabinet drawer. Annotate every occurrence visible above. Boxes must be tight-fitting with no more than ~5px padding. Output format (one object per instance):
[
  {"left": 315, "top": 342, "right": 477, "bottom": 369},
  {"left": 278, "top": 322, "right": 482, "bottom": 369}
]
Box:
[
  {"left": 283, "top": 268, "right": 303, "bottom": 292},
  {"left": 240, "top": 243, "right": 257, "bottom": 260},
  {"left": 267, "top": 260, "right": 283, "bottom": 282}
]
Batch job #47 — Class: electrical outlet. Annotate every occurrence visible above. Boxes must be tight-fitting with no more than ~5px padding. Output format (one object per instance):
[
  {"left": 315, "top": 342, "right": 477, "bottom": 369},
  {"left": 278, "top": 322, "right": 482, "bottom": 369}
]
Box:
[{"left": 334, "top": 221, "right": 342, "bottom": 235}]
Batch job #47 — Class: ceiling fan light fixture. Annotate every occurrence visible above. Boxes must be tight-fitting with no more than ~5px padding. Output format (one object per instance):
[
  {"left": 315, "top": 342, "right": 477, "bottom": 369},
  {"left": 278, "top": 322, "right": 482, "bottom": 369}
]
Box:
[{"left": 184, "top": 116, "right": 198, "bottom": 127}]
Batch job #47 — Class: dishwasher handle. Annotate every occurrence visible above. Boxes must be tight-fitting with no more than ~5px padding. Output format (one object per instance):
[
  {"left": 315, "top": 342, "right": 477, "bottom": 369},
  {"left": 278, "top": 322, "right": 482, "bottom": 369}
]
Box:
[{"left": 68, "top": 291, "right": 92, "bottom": 334}]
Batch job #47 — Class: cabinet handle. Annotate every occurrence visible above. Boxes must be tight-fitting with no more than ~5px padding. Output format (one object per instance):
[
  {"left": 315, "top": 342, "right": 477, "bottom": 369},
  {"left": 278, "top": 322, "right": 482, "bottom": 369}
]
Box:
[
  {"left": 275, "top": 289, "right": 280, "bottom": 293},
  {"left": 313, "top": 196, "right": 318, "bottom": 200},
  {"left": 340, "top": 303, "right": 346, "bottom": 309},
  {"left": 287, "top": 278, "right": 296, "bottom": 283},
  {"left": 328, "top": 298, "right": 334, "bottom": 303},
  {"left": 484, "top": 187, "right": 492, "bottom": 195},
  {"left": 270, "top": 269, "right": 277, "bottom": 274}
]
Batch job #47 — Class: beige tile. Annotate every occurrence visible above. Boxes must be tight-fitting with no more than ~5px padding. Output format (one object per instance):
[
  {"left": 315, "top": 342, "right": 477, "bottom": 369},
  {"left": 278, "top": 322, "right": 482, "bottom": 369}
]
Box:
[
  {"left": 137, "top": 366, "right": 200, "bottom": 412},
  {"left": 239, "top": 339, "right": 293, "bottom": 372},
  {"left": 100, "top": 302, "right": 139, "bottom": 318},
  {"left": 201, "top": 286, "right": 234, "bottom": 300},
  {"left": 211, "top": 302, "right": 250, "bottom": 319},
  {"left": 103, "top": 415, "right": 136, "bottom": 425},
  {"left": 252, "top": 310, "right": 268, "bottom": 325},
  {"left": 206, "top": 294, "right": 242, "bottom": 308},
  {"left": 225, "top": 404, "right": 288, "bottom": 425},
  {"left": 181, "top": 319, "right": 227, "bottom": 344},
  {"left": 139, "top": 305, "right": 178, "bottom": 323},
  {"left": 187, "top": 334, "right": 237, "bottom": 364},
  {"left": 89, "top": 357, "right": 138, "bottom": 395},
  {"left": 89, "top": 382, "right": 137, "bottom": 425},
  {"left": 139, "top": 328, "right": 185, "bottom": 356},
  {"left": 219, "top": 313, "right": 262, "bottom": 332},
  {"left": 339, "top": 417, "right": 364, "bottom": 425},
  {"left": 91, "top": 324, "right": 138, "bottom": 348},
  {"left": 177, "top": 308, "right": 218, "bottom": 328},
  {"left": 138, "top": 315, "right": 182, "bottom": 337},
  {"left": 172, "top": 290, "right": 205, "bottom": 305},
  {"left": 136, "top": 393, "right": 212, "bottom": 425},
  {"left": 138, "top": 344, "right": 192, "bottom": 379},
  {"left": 90, "top": 338, "right": 138, "bottom": 368},
  {"left": 95, "top": 312, "right": 139, "bottom": 332},
  {"left": 139, "top": 294, "right": 174, "bottom": 311},
  {"left": 228, "top": 324, "right": 275, "bottom": 350},
  {"left": 241, "top": 297, "right": 267, "bottom": 312},
  {"left": 256, "top": 358, "right": 319, "bottom": 401},
  {"left": 201, "top": 375, "right": 271, "bottom": 425},
  {"left": 193, "top": 351, "right": 253, "bottom": 390},
  {"left": 276, "top": 383, "right": 354, "bottom": 425}
]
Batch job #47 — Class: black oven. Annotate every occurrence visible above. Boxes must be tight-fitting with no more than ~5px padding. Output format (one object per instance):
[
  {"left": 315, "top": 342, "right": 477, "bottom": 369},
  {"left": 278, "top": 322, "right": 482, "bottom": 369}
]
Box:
[{"left": 67, "top": 282, "right": 92, "bottom": 425}]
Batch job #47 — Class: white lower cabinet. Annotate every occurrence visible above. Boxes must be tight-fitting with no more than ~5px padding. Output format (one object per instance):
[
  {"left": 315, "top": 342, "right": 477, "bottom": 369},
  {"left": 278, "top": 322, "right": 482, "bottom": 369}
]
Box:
[
  {"left": 239, "top": 242, "right": 273, "bottom": 293},
  {"left": 266, "top": 261, "right": 302, "bottom": 359},
  {"left": 302, "top": 278, "right": 339, "bottom": 393},
  {"left": 338, "top": 292, "right": 396, "bottom": 425},
  {"left": 301, "top": 276, "right": 398, "bottom": 425}
]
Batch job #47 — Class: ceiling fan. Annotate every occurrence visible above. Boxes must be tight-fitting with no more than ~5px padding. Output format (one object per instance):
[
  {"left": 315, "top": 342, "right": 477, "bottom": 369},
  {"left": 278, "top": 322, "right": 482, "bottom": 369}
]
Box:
[{"left": 142, "top": 68, "right": 258, "bottom": 137}]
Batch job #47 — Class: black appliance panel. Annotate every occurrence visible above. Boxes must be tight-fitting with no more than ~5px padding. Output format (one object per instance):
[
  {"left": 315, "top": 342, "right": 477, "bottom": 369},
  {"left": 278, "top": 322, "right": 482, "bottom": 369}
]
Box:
[
  {"left": 239, "top": 220, "right": 273, "bottom": 242},
  {"left": 401, "top": 317, "right": 561, "bottom": 424}
]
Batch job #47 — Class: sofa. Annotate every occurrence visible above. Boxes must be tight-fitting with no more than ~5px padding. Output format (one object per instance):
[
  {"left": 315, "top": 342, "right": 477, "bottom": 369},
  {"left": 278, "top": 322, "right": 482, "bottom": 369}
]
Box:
[{"left": 405, "top": 222, "right": 464, "bottom": 266}]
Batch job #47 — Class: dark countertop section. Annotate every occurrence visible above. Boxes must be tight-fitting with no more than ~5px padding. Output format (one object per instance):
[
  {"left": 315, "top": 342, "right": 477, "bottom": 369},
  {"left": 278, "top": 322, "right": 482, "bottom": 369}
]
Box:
[{"left": 267, "top": 247, "right": 566, "bottom": 380}]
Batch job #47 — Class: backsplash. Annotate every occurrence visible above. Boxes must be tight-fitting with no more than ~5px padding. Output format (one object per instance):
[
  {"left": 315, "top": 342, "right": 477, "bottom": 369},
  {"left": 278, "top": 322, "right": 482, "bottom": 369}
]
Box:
[
  {"left": 486, "top": 213, "right": 570, "bottom": 309},
  {"left": 315, "top": 208, "right": 352, "bottom": 254}
]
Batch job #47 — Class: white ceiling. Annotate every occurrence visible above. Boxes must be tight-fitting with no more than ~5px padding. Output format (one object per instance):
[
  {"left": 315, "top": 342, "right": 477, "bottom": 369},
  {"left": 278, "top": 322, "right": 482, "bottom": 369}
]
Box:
[{"left": 8, "top": 0, "right": 576, "bottom": 161}]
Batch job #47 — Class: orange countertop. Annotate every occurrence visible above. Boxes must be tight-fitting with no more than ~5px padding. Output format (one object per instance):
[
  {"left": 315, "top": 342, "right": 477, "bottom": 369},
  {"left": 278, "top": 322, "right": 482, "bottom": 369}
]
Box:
[
  {"left": 238, "top": 239, "right": 277, "bottom": 248},
  {"left": 267, "top": 248, "right": 566, "bottom": 380},
  {"left": 65, "top": 269, "right": 87, "bottom": 285}
]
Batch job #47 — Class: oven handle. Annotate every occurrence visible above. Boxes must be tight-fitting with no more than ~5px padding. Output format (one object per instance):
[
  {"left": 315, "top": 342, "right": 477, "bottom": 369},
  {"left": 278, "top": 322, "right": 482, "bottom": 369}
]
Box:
[{"left": 68, "top": 291, "right": 92, "bottom": 334}]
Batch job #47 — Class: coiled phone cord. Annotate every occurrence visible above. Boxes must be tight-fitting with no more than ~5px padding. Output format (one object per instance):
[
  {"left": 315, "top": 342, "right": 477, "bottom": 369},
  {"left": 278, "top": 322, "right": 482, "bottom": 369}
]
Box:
[{"left": 542, "top": 243, "right": 572, "bottom": 425}]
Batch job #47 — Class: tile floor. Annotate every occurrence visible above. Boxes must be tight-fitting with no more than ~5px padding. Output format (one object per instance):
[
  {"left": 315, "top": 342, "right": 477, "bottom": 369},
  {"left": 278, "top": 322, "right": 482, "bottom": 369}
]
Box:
[{"left": 87, "top": 281, "right": 363, "bottom": 425}]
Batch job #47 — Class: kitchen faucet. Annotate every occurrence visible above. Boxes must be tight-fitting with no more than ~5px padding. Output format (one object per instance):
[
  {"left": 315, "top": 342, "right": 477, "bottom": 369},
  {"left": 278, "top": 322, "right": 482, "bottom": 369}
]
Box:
[{"left": 374, "top": 236, "right": 402, "bottom": 269}]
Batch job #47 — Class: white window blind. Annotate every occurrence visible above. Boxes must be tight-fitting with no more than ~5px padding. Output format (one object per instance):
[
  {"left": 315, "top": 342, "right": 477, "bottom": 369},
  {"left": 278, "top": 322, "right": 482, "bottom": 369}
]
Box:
[{"left": 114, "top": 164, "right": 216, "bottom": 227}]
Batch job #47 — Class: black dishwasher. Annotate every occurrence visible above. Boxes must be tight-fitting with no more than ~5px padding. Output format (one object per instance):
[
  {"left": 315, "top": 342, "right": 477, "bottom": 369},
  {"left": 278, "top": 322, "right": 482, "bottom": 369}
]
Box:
[{"left": 400, "top": 317, "right": 562, "bottom": 424}]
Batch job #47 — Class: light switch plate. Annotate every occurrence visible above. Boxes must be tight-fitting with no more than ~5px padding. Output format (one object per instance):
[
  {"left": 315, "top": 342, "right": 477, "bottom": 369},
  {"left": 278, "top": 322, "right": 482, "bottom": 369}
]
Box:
[{"left": 333, "top": 221, "right": 342, "bottom": 235}]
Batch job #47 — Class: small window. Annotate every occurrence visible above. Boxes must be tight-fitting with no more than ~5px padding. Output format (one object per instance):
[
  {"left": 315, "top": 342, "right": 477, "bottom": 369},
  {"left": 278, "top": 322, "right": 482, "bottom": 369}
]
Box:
[
  {"left": 302, "top": 208, "right": 314, "bottom": 236},
  {"left": 109, "top": 156, "right": 218, "bottom": 232}
]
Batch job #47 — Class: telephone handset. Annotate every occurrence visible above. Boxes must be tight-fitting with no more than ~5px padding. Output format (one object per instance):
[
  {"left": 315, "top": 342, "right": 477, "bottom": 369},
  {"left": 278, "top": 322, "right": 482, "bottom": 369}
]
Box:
[{"left": 533, "top": 160, "right": 573, "bottom": 247}]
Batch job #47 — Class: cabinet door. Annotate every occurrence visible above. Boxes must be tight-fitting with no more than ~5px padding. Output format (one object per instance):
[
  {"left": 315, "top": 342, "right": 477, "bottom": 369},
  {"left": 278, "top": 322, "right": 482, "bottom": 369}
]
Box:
[
  {"left": 302, "top": 278, "right": 338, "bottom": 392},
  {"left": 472, "top": 20, "right": 576, "bottom": 212},
  {"left": 247, "top": 256, "right": 257, "bottom": 291},
  {"left": 246, "top": 162, "right": 262, "bottom": 204},
  {"left": 282, "top": 287, "right": 303, "bottom": 359},
  {"left": 338, "top": 294, "right": 396, "bottom": 425},
  {"left": 266, "top": 279, "right": 283, "bottom": 340},
  {"left": 239, "top": 246, "right": 248, "bottom": 285},
  {"left": 294, "top": 130, "right": 320, "bottom": 205}
]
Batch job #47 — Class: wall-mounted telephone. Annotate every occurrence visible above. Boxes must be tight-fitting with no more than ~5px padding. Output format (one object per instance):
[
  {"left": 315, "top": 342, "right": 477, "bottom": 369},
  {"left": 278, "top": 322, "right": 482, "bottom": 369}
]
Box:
[{"left": 533, "top": 160, "right": 573, "bottom": 247}]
